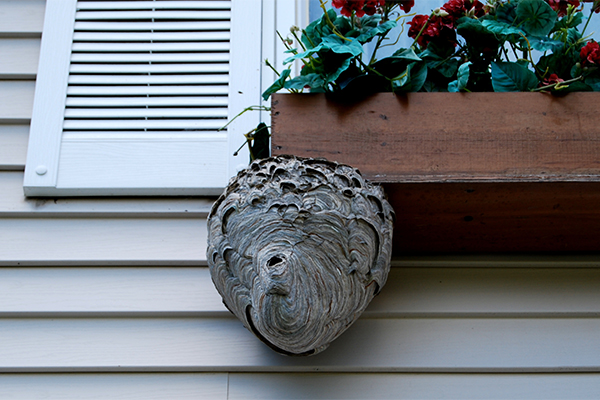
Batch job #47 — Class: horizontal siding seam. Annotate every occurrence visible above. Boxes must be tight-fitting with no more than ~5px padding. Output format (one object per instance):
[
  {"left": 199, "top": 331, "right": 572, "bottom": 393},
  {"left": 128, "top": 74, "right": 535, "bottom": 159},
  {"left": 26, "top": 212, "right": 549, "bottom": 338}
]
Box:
[
  {"left": 0, "top": 212, "right": 211, "bottom": 218},
  {"left": 0, "top": 260, "right": 209, "bottom": 267},
  {"left": 1, "top": 367, "right": 600, "bottom": 374}
]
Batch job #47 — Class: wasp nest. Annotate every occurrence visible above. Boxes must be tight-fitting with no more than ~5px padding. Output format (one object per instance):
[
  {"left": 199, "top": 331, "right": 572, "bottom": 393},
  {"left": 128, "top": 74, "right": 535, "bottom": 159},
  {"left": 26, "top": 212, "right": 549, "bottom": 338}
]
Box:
[{"left": 207, "top": 156, "right": 394, "bottom": 356}]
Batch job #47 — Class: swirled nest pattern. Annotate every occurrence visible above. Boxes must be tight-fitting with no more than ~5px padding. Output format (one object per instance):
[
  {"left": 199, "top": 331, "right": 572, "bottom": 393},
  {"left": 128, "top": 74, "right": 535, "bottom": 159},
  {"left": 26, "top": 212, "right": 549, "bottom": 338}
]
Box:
[{"left": 207, "top": 156, "right": 395, "bottom": 356}]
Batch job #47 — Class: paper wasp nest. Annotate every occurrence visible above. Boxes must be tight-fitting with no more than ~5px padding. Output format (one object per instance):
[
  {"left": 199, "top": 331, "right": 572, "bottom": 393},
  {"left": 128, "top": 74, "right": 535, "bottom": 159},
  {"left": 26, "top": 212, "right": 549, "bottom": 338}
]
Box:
[{"left": 207, "top": 156, "right": 394, "bottom": 356}]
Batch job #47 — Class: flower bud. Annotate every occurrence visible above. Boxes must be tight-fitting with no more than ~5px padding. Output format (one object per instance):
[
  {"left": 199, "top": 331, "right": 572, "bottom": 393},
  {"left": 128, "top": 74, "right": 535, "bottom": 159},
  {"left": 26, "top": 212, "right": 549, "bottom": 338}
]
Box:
[
  {"left": 290, "top": 25, "right": 300, "bottom": 33},
  {"left": 433, "top": 8, "right": 449, "bottom": 17}
]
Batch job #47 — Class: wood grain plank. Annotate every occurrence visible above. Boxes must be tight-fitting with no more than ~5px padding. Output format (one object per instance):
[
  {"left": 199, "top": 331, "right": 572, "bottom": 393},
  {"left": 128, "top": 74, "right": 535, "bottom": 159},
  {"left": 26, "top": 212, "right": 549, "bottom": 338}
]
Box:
[
  {"left": 0, "top": 125, "right": 28, "bottom": 169},
  {"left": 0, "top": 317, "right": 598, "bottom": 371},
  {"left": 0, "top": 81, "right": 34, "bottom": 122},
  {"left": 385, "top": 181, "right": 600, "bottom": 253},
  {"left": 0, "top": 0, "right": 45, "bottom": 37},
  {"left": 0, "top": 218, "right": 208, "bottom": 265},
  {"left": 271, "top": 92, "right": 600, "bottom": 182},
  {"left": 0, "top": 373, "right": 227, "bottom": 400},
  {"left": 0, "top": 39, "right": 39, "bottom": 78},
  {"left": 229, "top": 372, "right": 600, "bottom": 400},
  {"left": 0, "top": 171, "right": 215, "bottom": 216},
  {"left": 271, "top": 93, "right": 600, "bottom": 253}
]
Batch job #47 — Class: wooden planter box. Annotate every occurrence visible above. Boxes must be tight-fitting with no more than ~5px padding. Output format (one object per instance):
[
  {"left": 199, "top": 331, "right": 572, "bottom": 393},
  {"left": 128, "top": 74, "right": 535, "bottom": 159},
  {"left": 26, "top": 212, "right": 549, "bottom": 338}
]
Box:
[{"left": 271, "top": 92, "right": 600, "bottom": 254}]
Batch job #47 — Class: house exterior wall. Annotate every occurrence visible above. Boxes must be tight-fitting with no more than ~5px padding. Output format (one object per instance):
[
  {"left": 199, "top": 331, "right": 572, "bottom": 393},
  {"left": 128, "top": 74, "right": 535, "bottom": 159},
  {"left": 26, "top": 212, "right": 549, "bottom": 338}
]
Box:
[{"left": 1, "top": 1, "right": 599, "bottom": 398}]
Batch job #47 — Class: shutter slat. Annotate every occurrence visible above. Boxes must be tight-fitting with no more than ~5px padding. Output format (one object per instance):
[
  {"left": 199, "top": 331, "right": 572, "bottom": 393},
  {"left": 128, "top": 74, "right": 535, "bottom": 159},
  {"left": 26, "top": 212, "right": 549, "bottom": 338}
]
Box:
[
  {"left": 74, "top": 21, "right": 231, "bottom": 31},
  {"left": 75, "top": 10, "right": 231, "bottom": 20},
  {"left": 72, "top": 42, "right": 229, "bottom": 52},
  {"left": 69, "top": 74, "right": 228, "bottom": 85},
  {"left": 64, "top": 108, "right": 227, "bottom": 118},
  {"left": 73, "top": 31, "right": 230, "bottom": 41},
  {"left": 70, "top": 53, "right": 229, "bottom": 63},
  {"left": 63, "top": 119, "right": 226, "bottom": 130},
  {"left": 66, "top": 96, "right": 228, "bottom": 107},
  {"left": 25, "top": 0, "right": 253, "bottom": 196},
  {"left": 67, "top": 86, "right": 228, "bottom": 95},
  {"left": 76, "top": 1, "right": 231, "bottom": 10},
  {"left": 70, "top": 63, "right": 228, "bottom": 74},
  {"left": 62, "top": 131, "right": 227, "bottom": 140}
]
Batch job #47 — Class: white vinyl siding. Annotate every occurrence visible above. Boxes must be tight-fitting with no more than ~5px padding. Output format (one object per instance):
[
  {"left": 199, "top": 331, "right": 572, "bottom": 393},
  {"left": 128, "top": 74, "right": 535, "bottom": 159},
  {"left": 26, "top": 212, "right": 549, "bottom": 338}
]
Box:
[{"left": 2, "top": 0, "right": 600, "bottom": 398}]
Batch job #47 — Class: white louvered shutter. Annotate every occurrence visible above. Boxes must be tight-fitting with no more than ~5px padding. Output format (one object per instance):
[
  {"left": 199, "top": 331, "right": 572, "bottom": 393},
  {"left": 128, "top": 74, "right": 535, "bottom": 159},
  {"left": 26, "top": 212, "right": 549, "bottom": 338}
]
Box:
[{"left": 24, "top": 0, "right": 262, "bottom": 196}]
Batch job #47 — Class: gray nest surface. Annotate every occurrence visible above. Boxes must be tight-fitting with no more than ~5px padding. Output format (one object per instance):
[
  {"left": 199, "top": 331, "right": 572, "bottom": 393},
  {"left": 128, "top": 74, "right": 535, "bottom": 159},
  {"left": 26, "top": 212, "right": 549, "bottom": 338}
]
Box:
[{"left": 207, "top": 155, "right": 395, "bottom": 356}]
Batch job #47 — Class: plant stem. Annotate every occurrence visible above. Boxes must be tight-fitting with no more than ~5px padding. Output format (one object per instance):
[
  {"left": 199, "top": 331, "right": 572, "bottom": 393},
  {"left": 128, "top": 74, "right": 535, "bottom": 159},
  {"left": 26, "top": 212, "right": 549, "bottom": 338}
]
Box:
[
  {"left": 264, "top": 59, "right": 281, "bottom": 76},
  {"left": 532, "top": 75, "right": 583, "bottom": 92},
  {"left": 582, "top": 9, "right": 594, "bottom": 36},
  {"left": 357, "top": 57, "right": 388, "bottom": 79},
  {"left": 368, "top": 35, "right": 386, "bottom": 65},
  {"left": 410, "top": 16, "right": 430, "bottom": 50},
  {"left": 219, "top": 106, "right": 271, "bottom": 131},
  {"left": 319, "top": 0, "right": 352, "bottom": 42}
]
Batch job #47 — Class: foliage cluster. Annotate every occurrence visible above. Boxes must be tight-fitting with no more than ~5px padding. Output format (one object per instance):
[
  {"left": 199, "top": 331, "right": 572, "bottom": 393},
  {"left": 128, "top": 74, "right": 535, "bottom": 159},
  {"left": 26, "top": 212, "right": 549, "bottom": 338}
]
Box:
[{"left": 262, "top": 0, "right": 600, "bottom": 98}]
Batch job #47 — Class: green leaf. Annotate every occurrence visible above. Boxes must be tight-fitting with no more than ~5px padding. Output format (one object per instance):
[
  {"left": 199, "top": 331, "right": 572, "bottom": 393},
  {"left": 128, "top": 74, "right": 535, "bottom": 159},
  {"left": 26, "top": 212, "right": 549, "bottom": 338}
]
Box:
[
  {"left": 481, "top": 20, "right": 525, "bottom": 36},
  {"left": 372, "top": 49, "right": 422, "bottom": 79},
  {"left": 301, "top": 9, "right": 337, "bottom": 49},
  {"left": 553, "top": 11, "right": 583, "bottom": 31},
  {"left": 356, "top": 20, "right": 396, "bottom": 44},
  {"left": 283, "top": 35, "right": 363, "bottom": 65},
  {"left": 496, "top": 0, "right": 519, "bottom": 24},
  {"left": 538, "top": 51, "right": 579, "bottom": 79},
  {"left": 392, "top": 62, "right": 427, "bottom": 92},
  {"left": 321, "top": 35, "right": 364, "bottom": 57},
  {"left": 491, "top": 61, "right": 539, "bottom": 91},
  {"left": 391, "top": 47, "right": 422, "bottom": 61},
  {"left": 436, "top": 58, "right": 459, "bottom": 78},
  {"left": 283, "top": 73, "right": 325, "bottom": 90},
  {"left": 560, "top": 80, "right": 592, "bottom": 92},
  {"left": 584, "top": 76, "right": 600, "bottom": 91},
  {"left": 516, "top": 0, "right": 557, "bottom": 37},
  {"left": 566, "top": 27, "right": 583, "bottom": 45},
  {"left": 334, "top": 73, "right": 388, "bottom": 99},
  {"left": 457, "top": 18, "right": 490, "bottom": 37},
  {"left": 359, "top": 15, "right": 381, "bottom": 29},
  {"left": 526, "top": 35, "right": 563, "bottom": 52},
  {"left": 324, "top": 57, "right": 352, "bottom": 83},
  {"left": 334, "top": 18, "right": 353, "bottom": 35},
  {"left": 422, "top": 51, "right": 459, "bottom": 78},
  {"left": 448, "top": 62, "right": 471, "bottom": 92},
  {"left": 261, "top": 68, "right": 291, "bottom": 100},
  {"left": 284, "top": 43, "right": 324, "bottom": 64}
]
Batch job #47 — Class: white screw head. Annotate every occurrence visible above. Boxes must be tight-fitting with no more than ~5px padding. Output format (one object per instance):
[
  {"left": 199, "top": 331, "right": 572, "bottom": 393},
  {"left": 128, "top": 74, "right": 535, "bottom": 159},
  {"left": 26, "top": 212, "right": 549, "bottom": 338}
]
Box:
[{"left": 35, "top": 165, "right": 48, "bottom": 175}]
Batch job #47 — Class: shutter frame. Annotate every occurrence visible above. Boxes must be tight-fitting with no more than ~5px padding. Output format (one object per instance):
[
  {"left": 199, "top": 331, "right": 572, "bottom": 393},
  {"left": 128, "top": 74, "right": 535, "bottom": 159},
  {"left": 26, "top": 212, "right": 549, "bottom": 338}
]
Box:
[
  {"left": 24, "top": 0, "right": 263, "bottom": 196},
  {"left": 24, "top": 0, "right": 77, "bottom": 195}
]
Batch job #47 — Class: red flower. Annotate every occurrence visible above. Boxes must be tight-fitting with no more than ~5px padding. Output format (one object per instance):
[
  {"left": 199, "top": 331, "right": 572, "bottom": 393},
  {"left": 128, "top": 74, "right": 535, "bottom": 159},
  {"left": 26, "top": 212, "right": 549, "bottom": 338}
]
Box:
[
  {"left": 408, "top": 14, "right": 430, "bottom": 47},
  {"left": 332, "top": 0, "right": 366, "bottom": 17},
  {"left": 548, "top": 0, "right": 581, "bottom": 17},
  {"left": 442, "top": 0, "right": 485, "bottom": 21},
  {"left": 332, "top": 0, "right": 388, "bottom": 17},
  {"left": 408, "top": 13, "right": 456, "bottom": 48},
  {"left": 363, "top": 0, "right": 386, "bottom": 16},
  {"left": 581, "top": 40, "right": 600, "bottom": 66},
  {"left": 396, "top": 0, "right": 415, "bottom": 13},
  {"left": 541, "top": 73, "right": 565, "bottom": 86}
]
